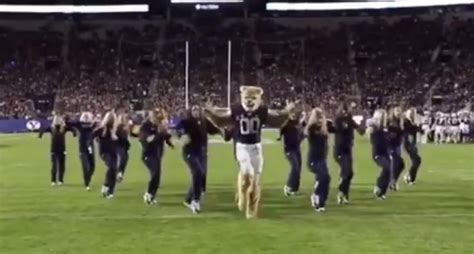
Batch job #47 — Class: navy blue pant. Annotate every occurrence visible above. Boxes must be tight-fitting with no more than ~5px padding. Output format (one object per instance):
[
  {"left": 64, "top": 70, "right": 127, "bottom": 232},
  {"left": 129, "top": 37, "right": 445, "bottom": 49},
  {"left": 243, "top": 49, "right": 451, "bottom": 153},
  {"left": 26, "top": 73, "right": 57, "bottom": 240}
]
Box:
[
  {"left": 334, "top": 151, "right": 353, "bottom": 197},
  {"left": 404, "top": 143, "right": 422, "bottom": 182},
  {"left": 183, "top": 153, "right": 204, "bottom": 203},
  {"left": 308, "top": 159, "right": 331, "bottom": 207},
  {"left": 80, "top": 151, "right": 95, "bottom": 187},
  {"left": 200, "top": 146, "right": 208, "bottom": 193},
  {"left": 117, "top": 146, "right": 129, "bottom": 175},
  {"left": 285, "top": 149, "right": 302, "bottom": 192},
  {"left": 51, "top": 152, "right": 66, "bottom": 183},
  {"left": 388, "top": 146, "right": 405, "bottom": 183},
  {"left": 373, "top": 154, "right": 391, "bottom": 195},
  {"left": 101, "top": 152, "right": 118, "bottom": 195},
  {"left": 143, "top": 155, "right": 162, "bottom": 198}
]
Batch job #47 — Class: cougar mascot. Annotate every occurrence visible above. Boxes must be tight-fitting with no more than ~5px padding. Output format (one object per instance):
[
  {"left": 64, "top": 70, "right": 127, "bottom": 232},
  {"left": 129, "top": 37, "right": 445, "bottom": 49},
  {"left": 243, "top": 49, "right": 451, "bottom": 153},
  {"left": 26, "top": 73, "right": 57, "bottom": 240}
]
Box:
[{"left": 205, "top": 86, "right": 295, "bottom": 219}]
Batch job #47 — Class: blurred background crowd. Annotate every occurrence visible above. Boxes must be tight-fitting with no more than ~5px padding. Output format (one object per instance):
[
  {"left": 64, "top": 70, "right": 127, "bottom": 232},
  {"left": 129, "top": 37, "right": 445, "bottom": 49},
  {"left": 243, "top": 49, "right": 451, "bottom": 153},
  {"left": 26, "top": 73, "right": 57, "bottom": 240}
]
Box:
[{"left": 0, "top": 13, "right": 472, "bottom": 119}]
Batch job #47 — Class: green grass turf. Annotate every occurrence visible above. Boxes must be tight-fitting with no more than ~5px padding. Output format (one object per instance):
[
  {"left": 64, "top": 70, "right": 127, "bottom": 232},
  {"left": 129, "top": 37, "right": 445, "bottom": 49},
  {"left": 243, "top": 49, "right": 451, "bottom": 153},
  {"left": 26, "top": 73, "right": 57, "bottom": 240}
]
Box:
[{"left": 0, "top": 131, "right": 473, "bottom": 254}]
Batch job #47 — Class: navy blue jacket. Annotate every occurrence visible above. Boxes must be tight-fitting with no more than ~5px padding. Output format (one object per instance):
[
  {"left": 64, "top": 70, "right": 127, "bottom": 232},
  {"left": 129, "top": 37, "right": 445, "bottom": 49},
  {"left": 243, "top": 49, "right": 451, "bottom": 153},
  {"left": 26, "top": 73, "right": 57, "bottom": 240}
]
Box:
[
  {"left": 279, "top": 119, "right": 304, "bottom": 151},
  {"left": 139, "top": 120, "right": 173, "bottom": 158},
  {"left": 39, "top": 124, "right": 76, "bottom": 153}
]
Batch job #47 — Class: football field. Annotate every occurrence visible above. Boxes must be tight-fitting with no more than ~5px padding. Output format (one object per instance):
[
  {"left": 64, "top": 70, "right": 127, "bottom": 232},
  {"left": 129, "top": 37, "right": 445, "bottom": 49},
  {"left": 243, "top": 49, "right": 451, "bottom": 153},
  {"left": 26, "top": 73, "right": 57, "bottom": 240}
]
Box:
[{"left": 0, "top": 131, "right": 473, "bottom": 254}]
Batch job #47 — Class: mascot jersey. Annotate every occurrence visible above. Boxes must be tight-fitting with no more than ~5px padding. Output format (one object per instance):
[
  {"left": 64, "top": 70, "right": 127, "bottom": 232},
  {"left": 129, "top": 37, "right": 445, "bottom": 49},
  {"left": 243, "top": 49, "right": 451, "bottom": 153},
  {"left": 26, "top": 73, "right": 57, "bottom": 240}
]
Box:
[{"left": 231, "top": 104, "right": 268, "bottom": 144}]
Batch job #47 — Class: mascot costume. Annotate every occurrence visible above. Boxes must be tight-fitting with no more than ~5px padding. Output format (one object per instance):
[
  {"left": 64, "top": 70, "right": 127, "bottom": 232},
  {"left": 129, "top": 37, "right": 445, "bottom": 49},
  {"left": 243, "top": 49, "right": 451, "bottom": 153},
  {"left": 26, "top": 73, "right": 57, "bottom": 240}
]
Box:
[{"left": 205, "top": 86, "right": 295, "bottom": 219}]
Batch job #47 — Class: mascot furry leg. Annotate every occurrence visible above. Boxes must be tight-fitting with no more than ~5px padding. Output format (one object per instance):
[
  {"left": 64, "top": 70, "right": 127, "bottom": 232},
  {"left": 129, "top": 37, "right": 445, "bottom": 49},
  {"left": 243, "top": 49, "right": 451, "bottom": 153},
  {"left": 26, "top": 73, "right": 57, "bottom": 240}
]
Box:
[
  {"left": 236, "top": 162, "right": 259, "bottom": 219},
  {"left": 246, "top": 174, "right": 261, "bottom": 219},
  {"left": 237, "top": 172, "right": 250, "bottom": 212}
]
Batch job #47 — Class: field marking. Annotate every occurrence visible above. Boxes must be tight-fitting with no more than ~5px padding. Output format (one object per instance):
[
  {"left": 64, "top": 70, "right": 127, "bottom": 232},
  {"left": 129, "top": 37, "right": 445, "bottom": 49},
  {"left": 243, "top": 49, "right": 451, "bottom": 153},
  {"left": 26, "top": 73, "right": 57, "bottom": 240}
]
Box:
[{"left": 0, "top": 212, "right": 472, "bottom": 220}]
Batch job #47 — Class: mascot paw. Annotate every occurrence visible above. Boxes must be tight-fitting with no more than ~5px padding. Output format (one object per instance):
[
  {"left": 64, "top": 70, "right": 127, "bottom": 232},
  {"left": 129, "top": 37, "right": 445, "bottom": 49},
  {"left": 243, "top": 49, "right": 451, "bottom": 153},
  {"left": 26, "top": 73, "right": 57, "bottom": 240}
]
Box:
[{"left": 245, "top": 211, "right": 257, "bottom": 219}]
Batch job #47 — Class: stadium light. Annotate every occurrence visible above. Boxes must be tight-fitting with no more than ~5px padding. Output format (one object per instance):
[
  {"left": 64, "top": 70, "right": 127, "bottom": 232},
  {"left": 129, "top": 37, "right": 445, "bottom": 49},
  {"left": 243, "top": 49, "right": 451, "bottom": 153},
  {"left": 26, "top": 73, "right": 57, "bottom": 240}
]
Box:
[
  {"left": 0, "top": 4, "right": 149, "bottom": 13},
  {"left": 266, "top": 0, "right": 474, "bottom": 11},
  {"left": 172, "top": 0, "right": 242, "bottom": 3},
  {"left": 195, "top": 4, "right": 220, "bottom": 10}
]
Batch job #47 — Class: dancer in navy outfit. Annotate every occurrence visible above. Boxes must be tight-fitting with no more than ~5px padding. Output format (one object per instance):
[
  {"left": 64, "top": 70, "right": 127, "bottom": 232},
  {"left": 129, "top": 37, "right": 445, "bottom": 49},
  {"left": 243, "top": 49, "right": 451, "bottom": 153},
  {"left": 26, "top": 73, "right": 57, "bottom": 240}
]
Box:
[
  {"left": 367, "top": 109, "right": 391, "bottom": 200},
  {"left": 139, "top": 108, "right": 174, "bottom": 205},
  {"left": 277, "top": 112, "right": 305, "bottom": 196},
  {"left": 305, "top": 108, "right": 332, "bottom": 212}
]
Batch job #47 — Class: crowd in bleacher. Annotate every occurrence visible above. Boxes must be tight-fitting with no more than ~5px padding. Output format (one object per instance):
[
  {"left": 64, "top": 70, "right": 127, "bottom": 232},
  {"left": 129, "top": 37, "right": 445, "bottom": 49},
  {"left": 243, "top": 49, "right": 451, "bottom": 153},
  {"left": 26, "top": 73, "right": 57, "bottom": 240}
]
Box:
[{"left": 0, "top": 15, "right": 472, "bottom": 119}]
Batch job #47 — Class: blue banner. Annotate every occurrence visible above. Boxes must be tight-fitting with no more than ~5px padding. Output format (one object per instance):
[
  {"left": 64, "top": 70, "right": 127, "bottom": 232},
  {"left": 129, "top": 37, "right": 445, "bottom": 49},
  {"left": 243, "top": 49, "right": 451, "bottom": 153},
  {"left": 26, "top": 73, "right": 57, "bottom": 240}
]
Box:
[
  {"left": 0, "top": 119, "right": 51, "bottom": 133},
  {"left": 0, "top": 117, "right": 182, "bottom": 134}
]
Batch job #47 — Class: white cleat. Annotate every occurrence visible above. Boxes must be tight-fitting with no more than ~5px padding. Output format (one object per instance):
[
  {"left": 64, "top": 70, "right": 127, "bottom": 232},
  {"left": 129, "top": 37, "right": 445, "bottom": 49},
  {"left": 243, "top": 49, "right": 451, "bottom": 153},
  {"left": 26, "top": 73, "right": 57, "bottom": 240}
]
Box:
[
  {"left": 117, "top": 172, "right": 124, "bottom": 183},
  {"left": 57, "top": 182, "right": 63, "bottom": 186},
  {"left": 192, "top": 201, "right": 201, "bottom": 214},
  {"left": 101, "top": 186, "right": 109, "bottom": 198},
  {"left": 86, "top": 186, "right": 91, "bottom": 191},
  {"left": 374, "top": 186, "right": 386, "bottom": 200},
  {"left": 51, "top": 182, "right": 57, "bottom": 187},
  {"left": 184, "top": 200, "right": 200, "bottom": 214},
  {"left": 315, "top": 207, "right": 326, "bottom": 213},
  {"left": 105, "top": 194, "right": 114, "bottom": 199},
  {"left": 283, "top": 186, "right": 296, "bottom": 197},
  {"left": 143, "top": 193, "right": 155, "bottom": 205},
  {"left": 311, "top": 194, "right": 325, "bottom": 212},
  {"left": 337, "top": 192, "right": 349, "bottom": 205},
  {"left": 404, "top": 174, "right": 415, "bottom": 185}
]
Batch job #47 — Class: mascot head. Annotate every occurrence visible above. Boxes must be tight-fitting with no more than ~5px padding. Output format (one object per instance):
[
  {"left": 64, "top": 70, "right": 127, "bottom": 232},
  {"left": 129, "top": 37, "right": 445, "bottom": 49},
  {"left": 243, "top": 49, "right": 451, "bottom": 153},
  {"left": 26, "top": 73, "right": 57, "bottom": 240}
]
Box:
[{"left": 240, "top": 86, "right": 263, "bottom": 112}]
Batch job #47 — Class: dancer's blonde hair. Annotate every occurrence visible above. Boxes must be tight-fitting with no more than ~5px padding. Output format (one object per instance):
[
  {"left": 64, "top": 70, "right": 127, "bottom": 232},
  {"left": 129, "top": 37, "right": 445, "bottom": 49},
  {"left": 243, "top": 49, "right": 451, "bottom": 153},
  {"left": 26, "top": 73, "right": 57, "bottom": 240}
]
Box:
[
  {"left": 305, "top": 107, "right": 328, "bottom": 136},
  {"left": 388, "top": 106, "right": 404, "bottom": 130}
]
